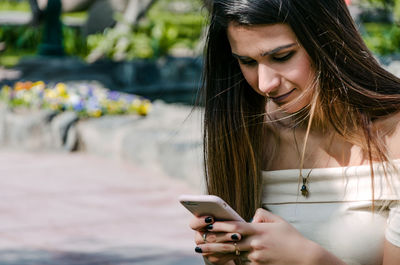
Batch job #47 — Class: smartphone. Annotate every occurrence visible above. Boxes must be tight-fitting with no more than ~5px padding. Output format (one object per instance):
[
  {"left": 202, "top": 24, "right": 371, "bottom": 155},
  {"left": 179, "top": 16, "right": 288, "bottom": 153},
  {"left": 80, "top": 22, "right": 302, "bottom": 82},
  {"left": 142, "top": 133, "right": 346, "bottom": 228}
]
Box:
[{"left": 179, "top": 194, "right": 245, "bottom": 222}]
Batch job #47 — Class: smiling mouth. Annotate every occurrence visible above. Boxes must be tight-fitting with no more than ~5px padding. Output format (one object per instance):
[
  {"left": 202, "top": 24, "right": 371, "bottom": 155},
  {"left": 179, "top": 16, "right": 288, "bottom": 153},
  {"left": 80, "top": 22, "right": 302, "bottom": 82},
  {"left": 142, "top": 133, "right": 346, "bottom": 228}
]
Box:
[{"left": 269, "top": 88, "right": 296, "bottom": 103}]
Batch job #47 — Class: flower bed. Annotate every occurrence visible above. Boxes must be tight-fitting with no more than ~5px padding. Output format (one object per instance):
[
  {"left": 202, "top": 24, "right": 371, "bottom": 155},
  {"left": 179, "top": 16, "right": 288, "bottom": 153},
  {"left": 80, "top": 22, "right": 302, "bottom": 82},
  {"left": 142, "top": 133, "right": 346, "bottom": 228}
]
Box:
[{"left": 0, "top": 81, "right": 151, "bottom": 117}]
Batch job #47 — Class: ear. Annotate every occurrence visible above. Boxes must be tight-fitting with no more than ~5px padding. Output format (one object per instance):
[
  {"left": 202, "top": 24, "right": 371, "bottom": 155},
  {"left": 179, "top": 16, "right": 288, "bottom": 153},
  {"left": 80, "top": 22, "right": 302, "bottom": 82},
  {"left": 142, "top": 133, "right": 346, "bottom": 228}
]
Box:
[{"left": 252, "top": 208, "right": 283, "bottom": 223}]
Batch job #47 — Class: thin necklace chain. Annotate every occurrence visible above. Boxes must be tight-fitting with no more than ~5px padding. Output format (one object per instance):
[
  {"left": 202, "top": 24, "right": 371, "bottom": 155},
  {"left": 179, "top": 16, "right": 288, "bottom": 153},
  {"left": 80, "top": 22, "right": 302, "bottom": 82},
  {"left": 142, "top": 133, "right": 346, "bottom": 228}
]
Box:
[{"left": 293, "top": 129, "right": 312, "bottom": 197}]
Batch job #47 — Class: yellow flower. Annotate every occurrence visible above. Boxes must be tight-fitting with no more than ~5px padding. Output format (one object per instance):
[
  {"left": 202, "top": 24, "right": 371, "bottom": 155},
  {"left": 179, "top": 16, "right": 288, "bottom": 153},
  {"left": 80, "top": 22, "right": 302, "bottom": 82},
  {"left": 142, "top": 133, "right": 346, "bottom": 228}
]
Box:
[
  {"left": 55, "top": 83, "right": 67, "bottom": 96},
  {"left": 33, "top": 81, "right": 45, "bottom": 90},
  {"left": 89, "top": 109, "right": 102, "bottom": 117},
  {"left": 138, "top": 100, "right": 151, "bottom": 116}
]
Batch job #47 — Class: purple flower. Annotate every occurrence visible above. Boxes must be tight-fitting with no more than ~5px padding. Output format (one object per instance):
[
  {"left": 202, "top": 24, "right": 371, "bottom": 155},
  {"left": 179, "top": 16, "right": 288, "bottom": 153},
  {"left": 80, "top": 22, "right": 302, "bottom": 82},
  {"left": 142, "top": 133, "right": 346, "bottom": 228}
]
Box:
[
  {"left": 87, "top": 87, "right": 94, "bottom": 98},
  {"left": 73, "top": 100, "right": 85, "bottom": 112},
  {"left": 107, "top": 91, "right": 121, "bottom": 101}
]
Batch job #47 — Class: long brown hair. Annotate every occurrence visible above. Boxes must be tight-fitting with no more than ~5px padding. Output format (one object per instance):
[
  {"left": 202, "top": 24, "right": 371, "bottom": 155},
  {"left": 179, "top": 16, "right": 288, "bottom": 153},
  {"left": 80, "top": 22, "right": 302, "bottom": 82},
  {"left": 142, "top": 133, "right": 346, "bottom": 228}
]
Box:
[{"left": 200, "top": 0, "right": 400, "bottom": 221}]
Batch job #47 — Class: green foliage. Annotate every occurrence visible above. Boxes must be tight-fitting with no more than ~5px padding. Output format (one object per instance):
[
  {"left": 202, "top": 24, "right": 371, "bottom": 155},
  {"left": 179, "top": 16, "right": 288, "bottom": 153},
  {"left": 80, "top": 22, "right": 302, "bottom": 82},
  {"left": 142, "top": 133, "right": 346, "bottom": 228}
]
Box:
[
  {"left": 0, "top": 24, "right": 87, "bottom": 64},
  {"left": 362, "top": 22, "right": 400, "bottom": 55},
  {"left": 1, "top": 0, "right": 207, "bottom": 62},
  {"left": 360, "top": 0, "right": 394, "bottom": 8},
  {"left": 142, "top": 0, "right": 206, "bottom": 57},
  {"left": 63, "top": 26, "right": 88, "bottom": 57},
  {"left": 0, "top": 53, "right": 24, "bottom": 67},
  {"left": 359, "top": 0, "right": 400, "bottom": 22},
  {"left": 86, "top": 0, "right": 207, "bottom": 60},
  {"left": 145, "top": 9, "right": 205, "bottom": 57},
  {"left": 394, "top": 0, "right": 400, "bottom": 23},
  {"left": 87, "top": 25, "right": 154, "bottom": 60},
  {"left": 0, "top": 0, "right": 30, "bottom": 11},
  {"left": 0, "top": 25, "right": 41, "bottom": 52},
  {"left": 357, "top": 0, "right": 400, "bottom": 55}
]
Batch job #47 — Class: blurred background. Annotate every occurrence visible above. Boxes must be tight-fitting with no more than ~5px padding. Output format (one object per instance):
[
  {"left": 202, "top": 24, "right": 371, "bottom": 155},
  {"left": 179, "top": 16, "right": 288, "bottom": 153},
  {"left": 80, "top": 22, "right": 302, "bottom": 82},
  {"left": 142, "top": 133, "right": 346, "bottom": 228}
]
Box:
[{"left": 0, "top": 0, "right": 399, "bottom": 264}]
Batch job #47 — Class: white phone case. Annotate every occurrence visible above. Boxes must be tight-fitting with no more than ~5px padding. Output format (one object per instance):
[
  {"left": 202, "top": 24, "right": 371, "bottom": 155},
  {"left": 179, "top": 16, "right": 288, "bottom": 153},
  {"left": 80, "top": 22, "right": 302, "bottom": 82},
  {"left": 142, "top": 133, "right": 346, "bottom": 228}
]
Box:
[{"left": 179, "top": 194, "right": 245, "bottom": 222}]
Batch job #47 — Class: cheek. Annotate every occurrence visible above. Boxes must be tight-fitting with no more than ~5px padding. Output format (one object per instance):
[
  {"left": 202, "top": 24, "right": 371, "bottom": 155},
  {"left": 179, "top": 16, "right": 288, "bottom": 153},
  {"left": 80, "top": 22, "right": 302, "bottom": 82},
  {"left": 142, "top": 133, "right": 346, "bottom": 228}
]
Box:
[
  {"left": 291, "top": 69, "right": 311, "bottom": 87},
  {"left": 284, "top": 52, "right": 315, "bottom": 87},
  {"left": 285, "top": 64, "right": 314, "bottom": 90},
  {"left": 297, "top": 59, "right": 315, "bottom": 87}
]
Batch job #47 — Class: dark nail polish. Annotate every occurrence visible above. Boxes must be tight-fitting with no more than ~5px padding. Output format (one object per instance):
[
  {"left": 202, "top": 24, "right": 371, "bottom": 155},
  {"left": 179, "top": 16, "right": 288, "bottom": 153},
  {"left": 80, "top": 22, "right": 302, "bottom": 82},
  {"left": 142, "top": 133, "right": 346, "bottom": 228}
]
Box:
[
  {"left": 195, "top": 247, "right": 203, "bottom": 253},
  {"left": 205, "top": 217, "right": 213, "bottom": 223},
  {"left": 206, "top": 224, "right": 213, "bottom": 230},
  {"left": 231, "top": 234, "right": 239, "bottom": 240}
]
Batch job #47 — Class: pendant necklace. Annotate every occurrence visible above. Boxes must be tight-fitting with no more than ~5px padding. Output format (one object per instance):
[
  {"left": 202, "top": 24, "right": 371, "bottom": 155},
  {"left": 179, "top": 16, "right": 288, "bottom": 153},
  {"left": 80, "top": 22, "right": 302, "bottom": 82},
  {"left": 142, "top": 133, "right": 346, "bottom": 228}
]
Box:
[
  {"left": 293, "top": 129, "right": 313, "bottom": 198},
  {"left": 300, "top": 169, "right": 312, "bottom": 197}
]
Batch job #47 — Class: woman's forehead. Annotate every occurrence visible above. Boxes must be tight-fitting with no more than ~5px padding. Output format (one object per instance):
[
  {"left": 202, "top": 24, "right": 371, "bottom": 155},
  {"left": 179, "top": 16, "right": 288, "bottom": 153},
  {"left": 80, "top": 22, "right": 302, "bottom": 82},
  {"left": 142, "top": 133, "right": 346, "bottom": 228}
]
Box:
[{"left": 227, "top": 23, "right": 298, "bottom": 55}]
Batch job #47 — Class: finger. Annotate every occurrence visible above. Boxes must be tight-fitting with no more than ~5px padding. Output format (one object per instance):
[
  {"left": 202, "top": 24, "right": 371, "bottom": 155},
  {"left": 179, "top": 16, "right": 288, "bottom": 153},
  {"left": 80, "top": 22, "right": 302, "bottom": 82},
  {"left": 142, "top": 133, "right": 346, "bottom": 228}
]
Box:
[
  {"left": 190, "top": 216, "right": 214, "bottom": 230},
  {"left": 196, "top": 243, "right": 238, "bottom": 254},
  {"left": 252, "top": 208, "right": 283, "bottom": 223},
  {"left": 196, "top": 240, "right": 253, "bottom": 255},
  {"left": 198, "top": 233, "right": 263, "bottom": 252},
  {"left": 203, "top": 253, "right": 236, "bottom": 265},
  {"left": 206, "top": 221, "right": 257, "bottom": 236},
  {"left": 195, "top": 231, "right": 242, "bottom": 244}
]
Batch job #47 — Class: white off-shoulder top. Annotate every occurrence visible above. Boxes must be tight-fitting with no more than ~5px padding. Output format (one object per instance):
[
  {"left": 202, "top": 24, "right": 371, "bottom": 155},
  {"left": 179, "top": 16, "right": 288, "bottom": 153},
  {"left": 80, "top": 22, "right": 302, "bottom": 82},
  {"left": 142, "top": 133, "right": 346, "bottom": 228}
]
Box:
[{"left": 262, "top": 161, "right": 400, "bottom": 265}]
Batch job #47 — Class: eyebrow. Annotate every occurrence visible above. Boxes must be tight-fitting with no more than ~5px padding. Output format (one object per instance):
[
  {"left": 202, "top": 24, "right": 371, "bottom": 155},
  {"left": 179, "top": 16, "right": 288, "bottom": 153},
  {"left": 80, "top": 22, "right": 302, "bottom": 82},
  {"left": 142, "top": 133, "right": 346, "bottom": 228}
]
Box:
[{"left": 232, "top": 43, "right": 297, "bottom": 60}]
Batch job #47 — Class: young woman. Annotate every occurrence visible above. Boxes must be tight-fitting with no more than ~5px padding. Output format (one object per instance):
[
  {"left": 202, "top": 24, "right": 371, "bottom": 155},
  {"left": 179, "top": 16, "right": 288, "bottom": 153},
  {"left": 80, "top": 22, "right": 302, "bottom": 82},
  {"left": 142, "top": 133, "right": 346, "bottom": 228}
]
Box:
[{"left": 188, "top": 0, "right": 400, "bottom": 264}]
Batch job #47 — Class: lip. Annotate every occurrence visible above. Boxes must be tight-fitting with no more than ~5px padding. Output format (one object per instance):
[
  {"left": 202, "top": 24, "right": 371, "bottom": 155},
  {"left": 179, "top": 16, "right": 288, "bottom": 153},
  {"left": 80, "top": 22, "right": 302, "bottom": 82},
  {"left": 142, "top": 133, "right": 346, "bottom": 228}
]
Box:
[{"left": 269, "top": 88, "right": 296, "bottom": 103}]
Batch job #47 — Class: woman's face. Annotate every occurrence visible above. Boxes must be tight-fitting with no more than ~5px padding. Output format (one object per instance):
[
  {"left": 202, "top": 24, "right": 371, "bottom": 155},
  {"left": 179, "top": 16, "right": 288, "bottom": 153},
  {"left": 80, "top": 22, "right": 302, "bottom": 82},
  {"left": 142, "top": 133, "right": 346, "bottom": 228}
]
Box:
[{"left": 227, "top": 23, "right": 316, "bottom": 114}]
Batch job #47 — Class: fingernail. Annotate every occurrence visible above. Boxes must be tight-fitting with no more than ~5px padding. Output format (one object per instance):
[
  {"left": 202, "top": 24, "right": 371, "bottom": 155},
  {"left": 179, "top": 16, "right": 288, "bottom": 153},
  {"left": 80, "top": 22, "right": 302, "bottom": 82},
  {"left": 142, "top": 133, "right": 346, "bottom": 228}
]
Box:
[
  {"left": 195, "top": 246, "right": 202, "bottom": 253},
  {"left": 231, "top": 234, "right": 239, "bottom": 240},
  {"left": 205, "top": 216, "right": 213, "bottom": 223},
  {"left": 206, "top": 224, "right": 213, "bottom": 230}
]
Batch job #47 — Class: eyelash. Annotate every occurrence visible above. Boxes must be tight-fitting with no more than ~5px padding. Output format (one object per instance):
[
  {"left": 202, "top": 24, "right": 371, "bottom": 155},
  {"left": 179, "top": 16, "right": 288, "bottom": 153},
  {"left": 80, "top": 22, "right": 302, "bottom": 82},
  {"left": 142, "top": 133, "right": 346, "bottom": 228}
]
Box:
[
  {"left": 273, "top": 52, "right": 294, "bottom": 62},
  {"left": 237, "top": 51, "right": 294, "bottom": 66},
  {"left": 239, "top": 59, "right": 257, "bottom": 66}
]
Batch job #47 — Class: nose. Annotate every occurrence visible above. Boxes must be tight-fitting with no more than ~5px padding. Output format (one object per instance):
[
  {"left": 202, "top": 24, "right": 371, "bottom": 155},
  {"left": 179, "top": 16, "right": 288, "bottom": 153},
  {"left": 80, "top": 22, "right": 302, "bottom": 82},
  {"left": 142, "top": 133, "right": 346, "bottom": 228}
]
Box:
[{"left": 258, "top": 64, "right": 280, "bottom": 95}]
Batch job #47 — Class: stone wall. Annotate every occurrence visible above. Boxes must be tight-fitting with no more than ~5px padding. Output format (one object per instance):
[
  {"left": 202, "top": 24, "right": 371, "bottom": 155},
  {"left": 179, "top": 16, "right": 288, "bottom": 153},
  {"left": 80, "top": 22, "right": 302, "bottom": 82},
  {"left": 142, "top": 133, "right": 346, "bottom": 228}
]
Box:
[{"left": 0, "top": 101, "right": 204, "bottom": 187}]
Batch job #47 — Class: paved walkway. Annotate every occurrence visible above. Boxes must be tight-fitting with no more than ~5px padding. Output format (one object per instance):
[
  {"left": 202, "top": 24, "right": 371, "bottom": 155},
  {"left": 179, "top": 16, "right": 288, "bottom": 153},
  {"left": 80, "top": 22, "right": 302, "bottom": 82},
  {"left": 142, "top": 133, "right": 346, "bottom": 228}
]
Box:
[{"left": 0, "top": 149, "right": 204, "bottom": 265}]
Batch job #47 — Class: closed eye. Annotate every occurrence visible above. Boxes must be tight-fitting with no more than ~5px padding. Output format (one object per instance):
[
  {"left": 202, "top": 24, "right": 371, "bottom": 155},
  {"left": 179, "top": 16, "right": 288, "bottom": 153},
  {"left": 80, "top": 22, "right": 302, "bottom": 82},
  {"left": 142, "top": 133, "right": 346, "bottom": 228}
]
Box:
[
  {"left": 273, "top": 51, "right": 294, "bottom": 62},
  {"left": 238, "top": 58, "right": 257, "bottom": 66}
]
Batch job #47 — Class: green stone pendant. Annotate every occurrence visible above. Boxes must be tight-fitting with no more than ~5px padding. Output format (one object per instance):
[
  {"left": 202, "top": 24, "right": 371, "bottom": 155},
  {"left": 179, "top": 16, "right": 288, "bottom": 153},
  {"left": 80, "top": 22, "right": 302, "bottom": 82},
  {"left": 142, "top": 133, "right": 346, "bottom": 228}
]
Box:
[
  {"left": 301, "top": 184, "right": 308, "bottom": 197},
  {"left": 301, "top": 177, "right": 309, "bottom": 197}
]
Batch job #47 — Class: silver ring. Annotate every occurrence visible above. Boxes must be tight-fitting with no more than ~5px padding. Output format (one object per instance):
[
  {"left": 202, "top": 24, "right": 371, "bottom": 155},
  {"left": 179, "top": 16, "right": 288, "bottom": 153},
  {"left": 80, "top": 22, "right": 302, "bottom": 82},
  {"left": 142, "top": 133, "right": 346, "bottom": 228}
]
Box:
[{"left": 202, "top": 232, "right": 208, "bottom": 243}]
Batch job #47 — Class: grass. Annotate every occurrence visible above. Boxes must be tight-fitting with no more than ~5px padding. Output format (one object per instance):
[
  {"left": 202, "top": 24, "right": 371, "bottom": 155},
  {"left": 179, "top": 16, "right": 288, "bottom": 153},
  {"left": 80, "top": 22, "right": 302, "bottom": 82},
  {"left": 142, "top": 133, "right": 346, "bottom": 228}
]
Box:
[
  {"left": 0, "top": 54, "right": 20, "bottom": 67},
  {"left": 0, "top": 48, "right": 36, "bottom": 68},
  {"left": 0, "top": 0, "right": 30, "bottom": 12},
  {"left": 62, "top": 12, "right": 87, "bottom": 20}
]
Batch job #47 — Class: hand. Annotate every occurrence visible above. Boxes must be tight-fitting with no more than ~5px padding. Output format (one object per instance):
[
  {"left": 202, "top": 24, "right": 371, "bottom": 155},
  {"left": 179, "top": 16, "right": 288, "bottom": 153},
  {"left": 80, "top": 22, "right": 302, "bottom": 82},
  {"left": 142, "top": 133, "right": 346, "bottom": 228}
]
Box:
[
  {"left": 196, "top": 208, "right": 317, "bottom": 265},
  {"left": 190, "top": 215, "right": 243, "bottom": 265}
]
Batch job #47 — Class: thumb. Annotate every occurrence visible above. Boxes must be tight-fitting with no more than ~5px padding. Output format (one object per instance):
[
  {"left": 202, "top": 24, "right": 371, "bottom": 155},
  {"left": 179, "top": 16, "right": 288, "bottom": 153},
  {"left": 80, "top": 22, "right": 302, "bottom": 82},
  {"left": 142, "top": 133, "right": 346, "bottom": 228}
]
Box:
[{"left": 252, "top": 208, "right": 283, "bottom": 223}]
